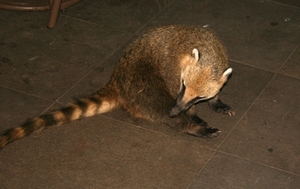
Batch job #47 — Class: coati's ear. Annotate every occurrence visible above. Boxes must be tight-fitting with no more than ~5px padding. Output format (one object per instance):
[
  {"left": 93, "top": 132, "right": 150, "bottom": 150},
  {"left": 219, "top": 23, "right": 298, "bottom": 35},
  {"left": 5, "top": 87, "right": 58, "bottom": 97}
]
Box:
[
  {"left": 222, "top": 68, "right": 233, "bottom": 78},
  {"left": 192, "top": 48, "right": 200, "bottom": 61}
]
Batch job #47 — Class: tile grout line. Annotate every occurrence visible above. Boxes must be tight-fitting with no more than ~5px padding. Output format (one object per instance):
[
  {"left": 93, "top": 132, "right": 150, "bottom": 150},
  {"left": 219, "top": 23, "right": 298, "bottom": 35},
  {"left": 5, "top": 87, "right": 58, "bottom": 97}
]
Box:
[
  {"left": 185, "top": 149, "right": 217, "bottom": 189},
  {"left": 186, "top": 42, "right": 300, "bottom": 189},
  {"left": 0, "top": 84, "right": 53, "bottom": 103},
  {"left": 229, "top": 58, "right": 277, "bottom": 73},
  {"left": 229, "top": 58, "right": 300, "bottom": 80},
  {"left": 274, "top": 44, "right": 300, "bottom": 74},
  {"left": 0, "top": 85, "right": 66, "bottom": 117},
  {"left": 269, "top": 0, "right": 300, "bottom": 10},
  {"left": 217, "top": 150, "right": 300, "bottom": 177}
]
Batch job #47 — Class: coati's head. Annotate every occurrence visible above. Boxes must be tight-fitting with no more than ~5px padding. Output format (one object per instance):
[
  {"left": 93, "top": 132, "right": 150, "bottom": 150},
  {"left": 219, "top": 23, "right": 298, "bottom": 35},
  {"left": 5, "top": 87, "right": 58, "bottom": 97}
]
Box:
[{"left": 169, "top": 48, "right": 232, "bottom": 118}]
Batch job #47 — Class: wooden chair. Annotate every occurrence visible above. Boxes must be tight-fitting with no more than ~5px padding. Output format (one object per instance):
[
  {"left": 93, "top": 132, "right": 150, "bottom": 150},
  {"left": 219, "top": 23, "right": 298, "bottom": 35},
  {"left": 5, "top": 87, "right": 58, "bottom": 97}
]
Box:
[{"left": 0, "top": 0, "right": 81, "bottom": 28}]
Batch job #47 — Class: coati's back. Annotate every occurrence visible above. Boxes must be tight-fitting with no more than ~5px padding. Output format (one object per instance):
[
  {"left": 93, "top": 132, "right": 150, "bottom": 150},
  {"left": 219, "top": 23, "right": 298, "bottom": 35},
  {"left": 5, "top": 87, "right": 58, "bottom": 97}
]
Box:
[{"left": 115, "top": 25, "right": 229, "bottom": 98}]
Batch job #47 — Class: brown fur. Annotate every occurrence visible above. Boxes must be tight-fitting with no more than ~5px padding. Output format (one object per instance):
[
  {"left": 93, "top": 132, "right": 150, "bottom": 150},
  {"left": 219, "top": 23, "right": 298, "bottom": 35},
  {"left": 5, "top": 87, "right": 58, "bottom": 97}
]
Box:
[{"left": 0, "top": 25, "right": 234, "bottom": 149}]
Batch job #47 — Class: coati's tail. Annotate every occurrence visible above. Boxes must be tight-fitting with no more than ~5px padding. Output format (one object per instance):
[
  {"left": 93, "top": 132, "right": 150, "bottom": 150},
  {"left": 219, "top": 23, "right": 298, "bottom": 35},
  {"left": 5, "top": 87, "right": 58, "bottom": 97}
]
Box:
[{"left": 0, "top": 87, "right": 119, "bottom": 149}]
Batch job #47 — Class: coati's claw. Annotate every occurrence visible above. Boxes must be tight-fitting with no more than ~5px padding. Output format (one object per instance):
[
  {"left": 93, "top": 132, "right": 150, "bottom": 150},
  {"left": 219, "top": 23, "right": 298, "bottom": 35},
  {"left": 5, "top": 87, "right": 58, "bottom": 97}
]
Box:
[
  {"left": 225, "top": 109, "right": 235, "bottom": 117},
  {"left": 216, "top": 107, "right": 235, "bottom": 116},
  {"left": 205, "top": 127, "right": 221, "bottom": 138}
]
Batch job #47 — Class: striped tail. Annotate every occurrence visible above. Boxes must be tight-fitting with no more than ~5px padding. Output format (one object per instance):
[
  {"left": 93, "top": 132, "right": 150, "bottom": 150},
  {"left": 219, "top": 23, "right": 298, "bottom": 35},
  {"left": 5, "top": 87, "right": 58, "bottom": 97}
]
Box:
[{"left": 0, "top": 88, "right": 119, "bottom": 149}]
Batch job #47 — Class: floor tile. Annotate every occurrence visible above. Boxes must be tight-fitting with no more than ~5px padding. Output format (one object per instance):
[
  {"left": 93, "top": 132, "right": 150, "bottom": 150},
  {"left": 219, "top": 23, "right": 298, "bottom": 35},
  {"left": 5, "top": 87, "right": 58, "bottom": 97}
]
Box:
[
  {"left": 0, "top": 87, "right": 53, "bottom": 131},
  {"left": 112, "top": 139, "right": 215, "bottom": 189},
  {"left": 0, "top": 0, "right": 299, "bottom": 188},
  {"left": 219, "top": 74, "right": 300, "bottom": 175},
  {"left": 0, "top": 11, "right": 132, "bottom": 100},
  {"left": 62, "top": 0, "right": 173, "bottom": 33},
  {"left": 188, "top": 152, "right": 300, "bottom": 189},
  {"left": 0, "top": 115, "right": 214, "bottom": 189},
  {"left": 279, "top": 45, "right": 300, "bottom": 79},
  {"left": 147, "top": 0, "right": 300, "bottom": 72}
]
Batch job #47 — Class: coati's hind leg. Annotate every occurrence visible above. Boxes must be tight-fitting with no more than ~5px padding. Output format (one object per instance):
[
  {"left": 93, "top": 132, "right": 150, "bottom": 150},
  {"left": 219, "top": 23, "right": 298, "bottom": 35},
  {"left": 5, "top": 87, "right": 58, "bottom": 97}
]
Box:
[{"left": 208, "top": 95, "right": 235, "bottom": 116}]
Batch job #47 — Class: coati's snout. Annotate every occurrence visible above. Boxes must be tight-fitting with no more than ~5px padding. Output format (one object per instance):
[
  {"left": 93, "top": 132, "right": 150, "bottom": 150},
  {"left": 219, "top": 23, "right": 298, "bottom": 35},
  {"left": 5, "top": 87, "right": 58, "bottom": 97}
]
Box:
[
  {"left": 169, "top": 80, "right": 187, "bottom": 118},
  {"left": 169, "top": 81, "right": 204, "bottom": 118},
  {"left": 169, "top": 99, "right": 196, "bottom": 118}
]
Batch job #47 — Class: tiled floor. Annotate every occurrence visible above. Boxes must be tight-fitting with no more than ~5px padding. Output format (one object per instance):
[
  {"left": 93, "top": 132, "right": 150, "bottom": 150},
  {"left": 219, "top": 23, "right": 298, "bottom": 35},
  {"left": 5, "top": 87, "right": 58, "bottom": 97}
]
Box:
[{"left": 0, "top": 0, "right": 299, "bottom": 188}]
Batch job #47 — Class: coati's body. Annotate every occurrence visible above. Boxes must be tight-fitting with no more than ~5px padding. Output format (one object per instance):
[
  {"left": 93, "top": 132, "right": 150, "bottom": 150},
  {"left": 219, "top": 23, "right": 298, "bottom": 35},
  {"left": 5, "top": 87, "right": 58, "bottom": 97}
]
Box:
[{"left": 0, "top": 25, "right": 234, "bottom": 149}]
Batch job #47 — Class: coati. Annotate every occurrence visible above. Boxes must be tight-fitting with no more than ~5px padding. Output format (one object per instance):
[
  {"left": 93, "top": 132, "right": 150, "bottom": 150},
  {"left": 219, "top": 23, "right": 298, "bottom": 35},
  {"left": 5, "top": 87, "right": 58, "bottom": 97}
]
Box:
[{"left": 0, "top": 25, "right": 234, "bottom": 149}]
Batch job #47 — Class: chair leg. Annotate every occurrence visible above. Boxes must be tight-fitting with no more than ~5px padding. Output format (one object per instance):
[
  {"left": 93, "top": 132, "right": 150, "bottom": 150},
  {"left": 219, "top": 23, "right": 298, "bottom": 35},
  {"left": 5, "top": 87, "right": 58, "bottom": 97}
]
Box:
[{"left": 48, "top": 0, "right": 62, "bottom": 28}]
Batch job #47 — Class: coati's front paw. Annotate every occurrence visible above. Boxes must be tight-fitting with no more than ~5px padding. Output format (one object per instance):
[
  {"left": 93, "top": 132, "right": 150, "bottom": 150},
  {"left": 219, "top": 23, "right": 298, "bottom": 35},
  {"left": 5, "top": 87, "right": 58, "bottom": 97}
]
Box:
[
  {"left": 214, "top": 105, "right": 235, "bottom": 117},
  {"left": 203, "top": 127, "right": 221, "bottom": 138},
  {"left": 223, "top": 109, "right": 235, "bottom": 116},
  {"left": 185, "top": 125, "right": 221, "bottom": 138},
  {"left": 208, "top": 99, "right": 235, "bottom": 116}
]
